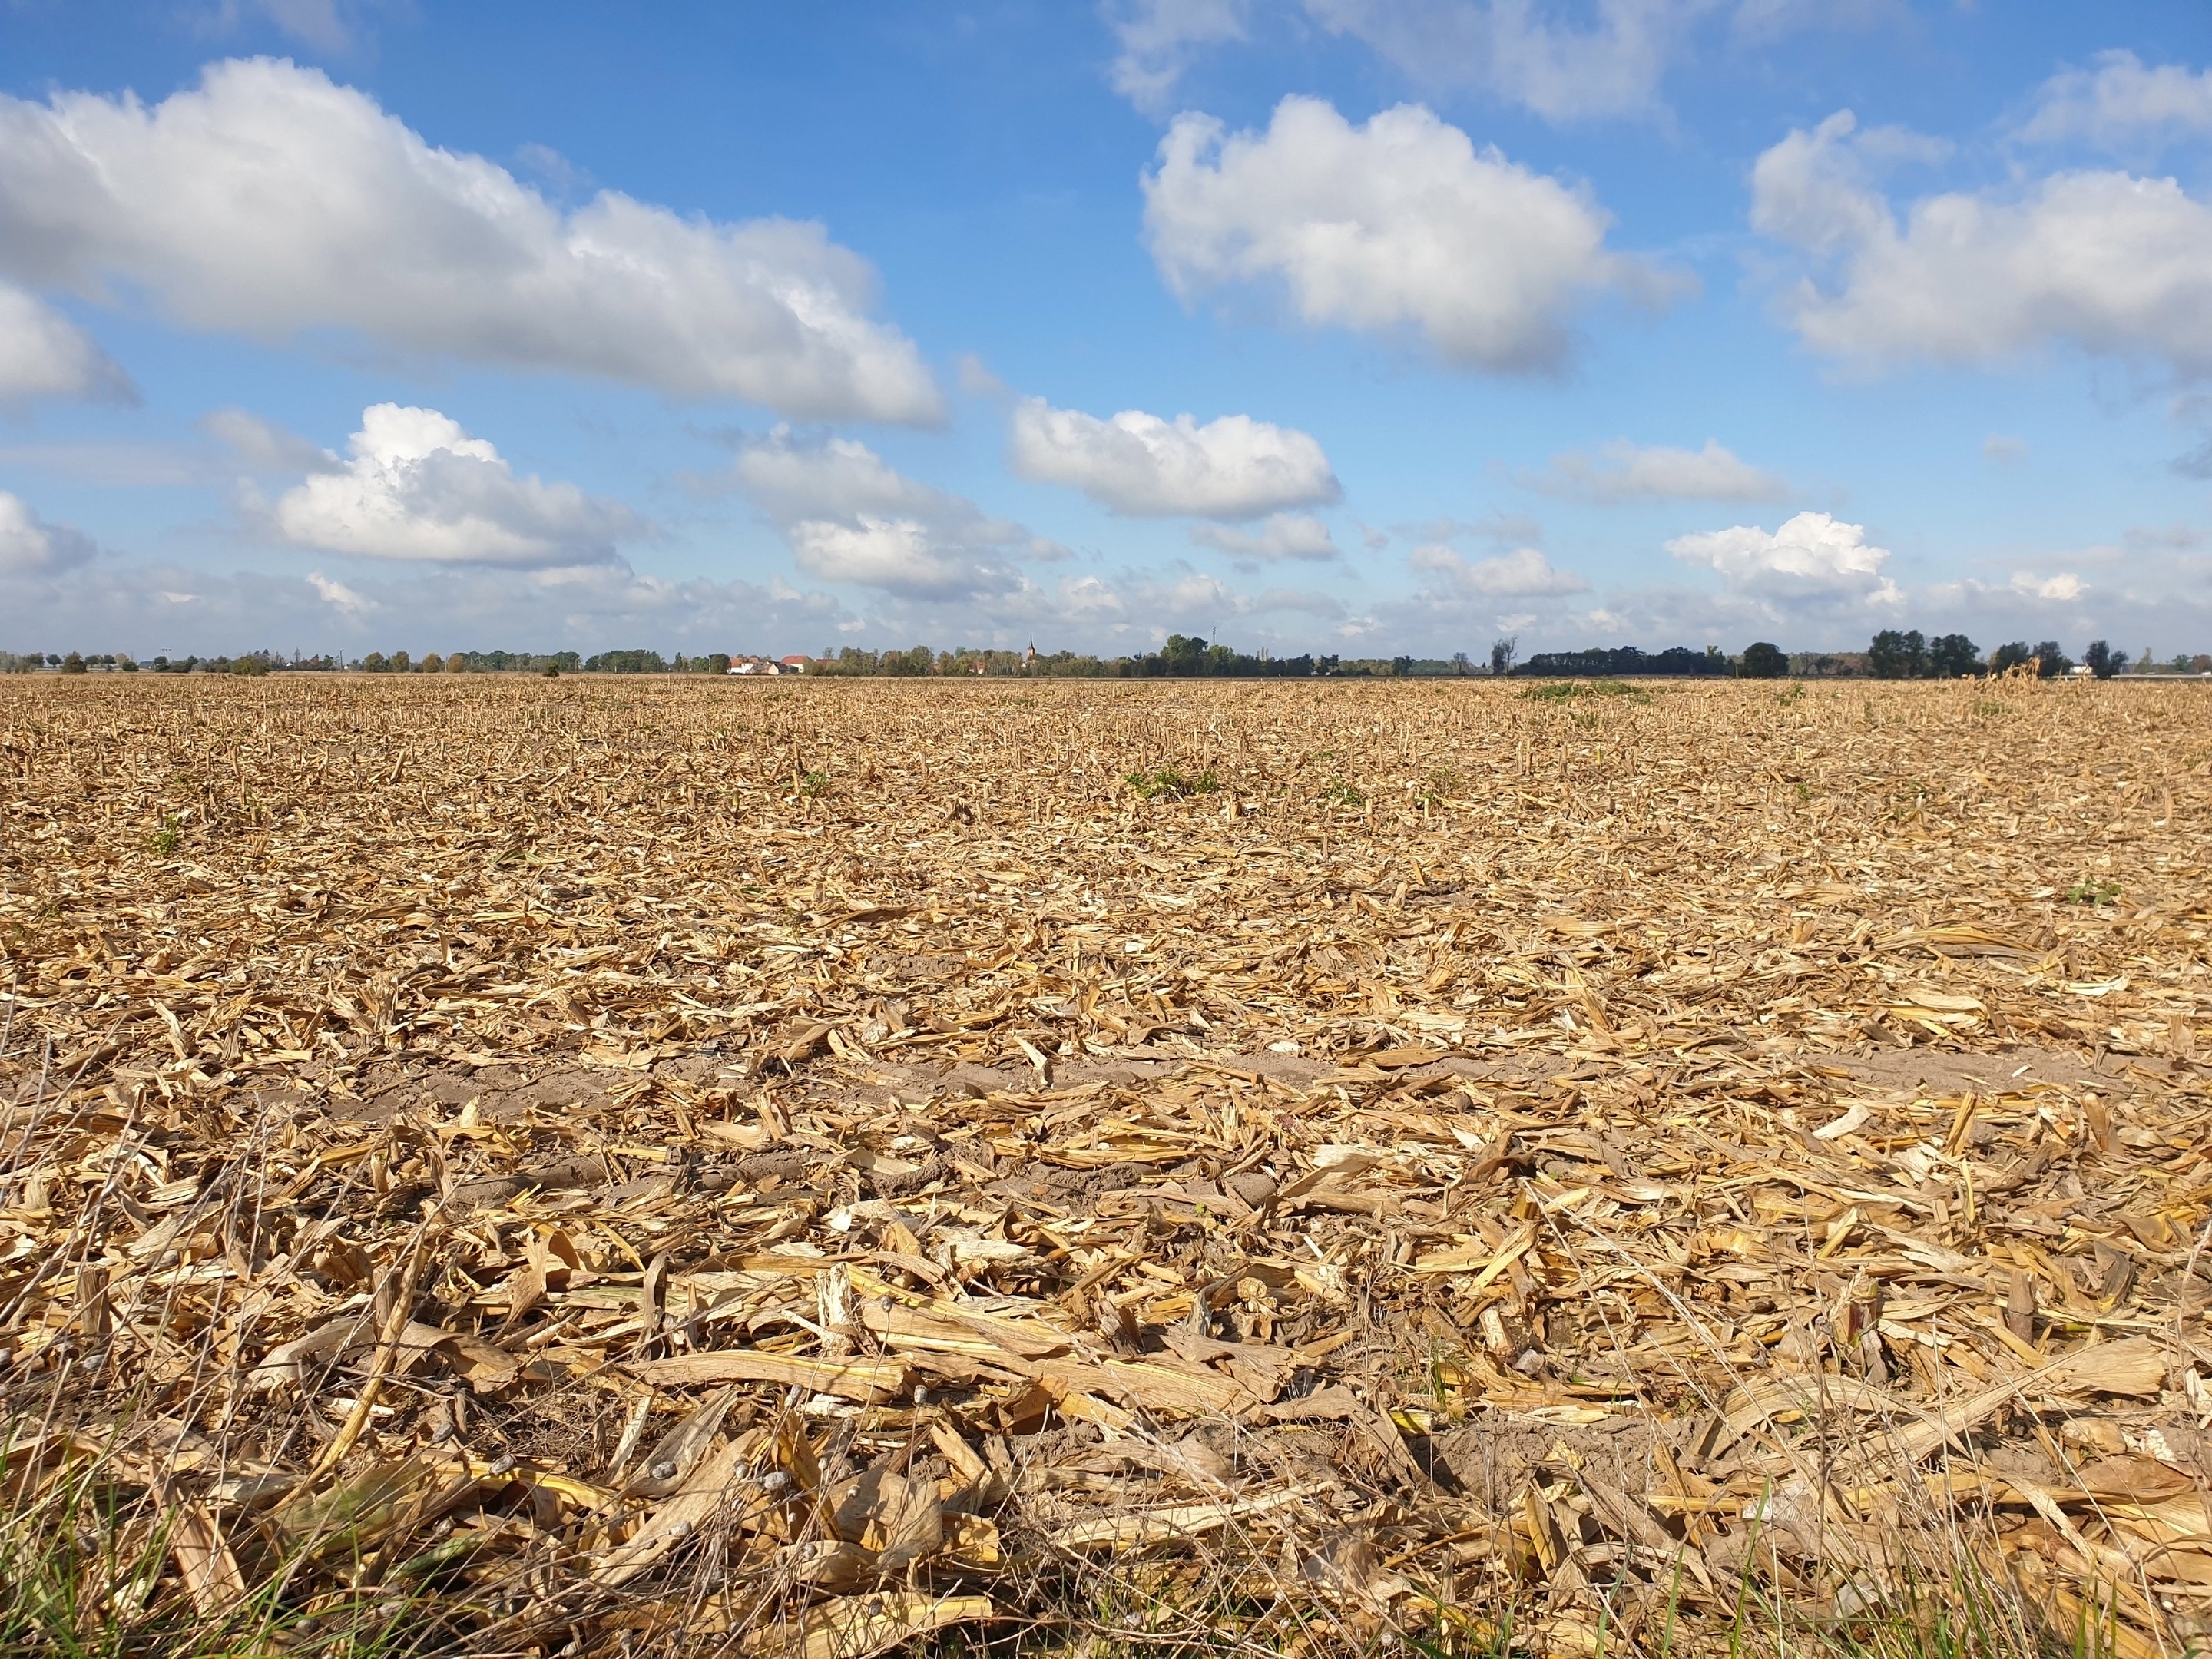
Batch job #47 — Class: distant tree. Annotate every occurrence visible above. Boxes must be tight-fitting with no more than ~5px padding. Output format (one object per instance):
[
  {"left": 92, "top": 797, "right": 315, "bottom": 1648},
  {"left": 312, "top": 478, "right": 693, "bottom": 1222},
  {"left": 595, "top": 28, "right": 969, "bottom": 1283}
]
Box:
[
  {"left": 45, "top": 654, "right": 60, "bottom": 667},
  {"left": 1867, "top": 630, "right": 1909, "bottom": 679},
  {"left": 229, "top": 654, "right": 270, "bottom": 676},
  {"left": 1451, "top": 651, "right": 1472, "bottom": 676},
  {"left": 1739, "top": 641, "right": 1787, "bottom": 679},
  {"left": 420, "top": 652, "right": 444, "bottom": 673},
  {"left": 361, "top": 652, "right": 387, "bottom": 672},
  {"left": 2032, "top": 640, "right": 2071, "bottom": 678},
  {"left": 390, "top": 651, "right": 412, "bottom": 672},
  {"left": 1928, "top": 634, "right": 1982, "bottom": 678},
  {"left": 583, "top": 648, "right": 665, "bottom": 674},
  {"left": 2195, "top": 654, "right": 2212, "bottom": 673},
  {"left": 1488, "top": 636, "right": 1517, "bottom": 676},
  {"left": 1990, "top": 641, "right": 2034, "bottom": 675},
  {"left": 2082, "top": 640, "right": 2118, "bottom": 680},
  {"left": 61, "top": 651, "right": 86, "bottom": 674},
  {"left": 1390, "top": 654, "right": 1414, "bottom": 677}
]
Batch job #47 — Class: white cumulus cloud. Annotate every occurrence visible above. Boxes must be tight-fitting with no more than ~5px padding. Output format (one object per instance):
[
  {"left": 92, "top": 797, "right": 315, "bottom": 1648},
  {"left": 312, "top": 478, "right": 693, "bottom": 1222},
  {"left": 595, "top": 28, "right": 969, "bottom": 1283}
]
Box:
[
  {"left": 724, "top": 427, "right": 1062, "bottom": 601},
  {"left": 1144, "top": 95, "right": 1662, "bottom": 373},
  {"left": 1522, "top": 438, "right": 1787, "bottom": 502},
  {"left": 2018, "top": 51, "right": 2212, "bottom": 151},
  {"left": 1104, "top": 0, "right": 1249, "bottom": 114},
  {"left": 1408, "top": 542, "right": 1588, "bottom": 596},
  {"left": 1666, "top": 509, "right": 1901, "bottom": 603},
  {"left": 0, "top": 283, "right": 134, "bottom": 405},
  {"left": 1008, "top": 396, "right": 1338, "bottom": 518},
  {"left": 0, "top": 491, "right": 98, "bottom": 578},
  {"left": 786, "top": 518, "right": 1022, "bottom": 601},
  {"left": 270, "top": 404, "right": 644, "bottom": 567},
  {"left": 1190, "top": 512, "right": 1340, "bottom": 561},
  {"left": 1753, "top": 110, "right": 2212, "bottom": 376},
  {"left": 0, "top": 58, "right": 942, "bottom": 422}
]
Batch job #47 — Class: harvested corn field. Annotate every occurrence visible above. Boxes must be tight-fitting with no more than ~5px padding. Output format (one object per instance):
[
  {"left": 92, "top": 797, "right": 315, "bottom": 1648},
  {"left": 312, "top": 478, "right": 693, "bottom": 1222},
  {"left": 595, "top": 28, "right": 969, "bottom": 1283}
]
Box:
[{"left": 2, "top": 671, "right": 2210, "bottom": 1658}]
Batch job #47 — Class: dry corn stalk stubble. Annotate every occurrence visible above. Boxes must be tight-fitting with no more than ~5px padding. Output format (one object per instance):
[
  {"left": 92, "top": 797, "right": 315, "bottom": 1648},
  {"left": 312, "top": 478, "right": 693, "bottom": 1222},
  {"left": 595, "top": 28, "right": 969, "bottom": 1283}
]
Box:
[{"left": 0, "top": 672, "right": 2208, "bottom": 1657}]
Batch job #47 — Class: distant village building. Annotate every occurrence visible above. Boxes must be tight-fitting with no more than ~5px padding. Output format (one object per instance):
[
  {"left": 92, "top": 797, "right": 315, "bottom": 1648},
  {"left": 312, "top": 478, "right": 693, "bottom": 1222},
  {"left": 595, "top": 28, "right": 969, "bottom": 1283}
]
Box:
[{"left": 727, "top": 654, "right": 803, "bottom": 675}]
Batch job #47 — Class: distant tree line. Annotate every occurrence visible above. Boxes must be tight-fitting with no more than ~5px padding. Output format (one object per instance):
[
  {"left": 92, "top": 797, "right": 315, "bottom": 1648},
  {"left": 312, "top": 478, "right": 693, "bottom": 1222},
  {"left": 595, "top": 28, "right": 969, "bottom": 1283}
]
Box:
[
  {"left": 11, "top": 634, "right": 2209, "bottom": 682},
  {"left": 1859, "top": 631, "right": 2132, "bottom": 680},
  {"left": 1512, "top": 645, "right": 1732, "bottom": 678},
  {"left": 813, "top": 637, "right": 1477, "bottom": 678},
  {"left": 0, "top": 650, "right": 344, "bottom": 675}
]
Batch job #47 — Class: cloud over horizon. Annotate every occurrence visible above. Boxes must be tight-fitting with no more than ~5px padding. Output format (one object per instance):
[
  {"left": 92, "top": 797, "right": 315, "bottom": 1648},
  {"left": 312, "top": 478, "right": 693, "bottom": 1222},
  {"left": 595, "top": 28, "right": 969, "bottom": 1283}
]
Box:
[
  {"left": 1190, "top": 512, "right": 1340, "bottom": 561},
  {"left": 0, "top": 58, "right": 943, "bottom": 422},
  {"left": 267, "top": 404, "right": 646, "bottom": 567},
  {"left": 1666, "top": 508, "right": 1902, "bottom": 607},
  {"left": 1753, "top": 109, "right": 2212, "bottom": 376},
  {"left": 0, "top": 490, "right": 98, "bottom": 578},
  {"left": 1008, "top": 396, "right": 1339, "bottom": 518},
  {"left": 1144, "top": 96, "right": 1665, "bottom": 373},
  {"left": 724, "top": 426, "right": 1065, "bottom": 601}
]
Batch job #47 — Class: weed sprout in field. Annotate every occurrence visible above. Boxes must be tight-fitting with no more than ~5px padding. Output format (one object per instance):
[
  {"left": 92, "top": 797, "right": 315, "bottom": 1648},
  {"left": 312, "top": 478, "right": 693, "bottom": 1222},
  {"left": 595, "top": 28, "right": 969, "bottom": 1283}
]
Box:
[
  {"left": 1522, "top": 679, "right": 1647, "bottom": 704},
  {"left": 2065, "top": 876, "right": 2121, "bottom": 905},
  {"left": 1122, "top": 767, "right": 1217, "bottom": 800}
]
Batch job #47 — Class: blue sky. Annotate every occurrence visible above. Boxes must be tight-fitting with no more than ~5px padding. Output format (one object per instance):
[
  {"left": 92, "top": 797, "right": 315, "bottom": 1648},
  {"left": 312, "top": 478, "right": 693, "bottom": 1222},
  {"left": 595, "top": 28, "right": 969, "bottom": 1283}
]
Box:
[{"left": 2, "top": 0, "right": 2209, "bottom": 661}]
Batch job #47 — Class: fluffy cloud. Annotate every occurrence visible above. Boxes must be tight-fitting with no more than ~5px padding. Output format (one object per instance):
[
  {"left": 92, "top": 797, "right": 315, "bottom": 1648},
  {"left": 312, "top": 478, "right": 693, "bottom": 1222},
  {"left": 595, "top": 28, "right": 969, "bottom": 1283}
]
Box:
[
  {"left": 0, "top": 283, "right": 133, "bottom": 405},
  {"left": 1190, "top": 512, "right": 1339, "bottom": 561},
  {"left": 1753, "top": 110, "right": 2212, "bottom": 375},
  {"left": 269, "top": 404, "right": 644, "bottom": 567},
  {"left": 1666, "top": 509, "right": 1901, "bottom": 604},
  {"left": 1522, "top": 439, "right": 1786, "bottom": 503},
  {"left": 2018, "top": 51, "right": 2212, "bottom": 151},
  {"left": 1104, "top": 0, "right": 1248, "bottom": 114},
  {"left": 1408, "top": 542, "right": 1588, "bottom": 596},
  {"left": 1144, "top": 96, "right": 1661, "bottom": 373},
  {"left": 723, "top": 427, "right": 1063, "bottom": 601},
  {"left": 0, "top": 58, "right": 941, "bottom": 422},
  {"left": 1009, "top": 396, "right": 1338, "bottom": 518},
  {"left": 1301, "top": 0, "right": 1699, "bottom": 123},
  {"left": 0, "top": 491, "right": 98, "bottom": 578},
  {"left": 785, "top": 519, "right": 1018, "bottom": 600}
]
